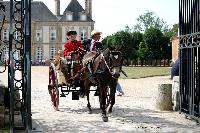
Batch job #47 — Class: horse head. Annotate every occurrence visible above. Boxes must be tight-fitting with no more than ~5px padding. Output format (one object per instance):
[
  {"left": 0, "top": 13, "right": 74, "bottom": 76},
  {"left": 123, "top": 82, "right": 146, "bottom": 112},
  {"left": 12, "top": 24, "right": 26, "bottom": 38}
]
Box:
[{"left": 101, "top": 45, "right": 123, "bottom": 79}]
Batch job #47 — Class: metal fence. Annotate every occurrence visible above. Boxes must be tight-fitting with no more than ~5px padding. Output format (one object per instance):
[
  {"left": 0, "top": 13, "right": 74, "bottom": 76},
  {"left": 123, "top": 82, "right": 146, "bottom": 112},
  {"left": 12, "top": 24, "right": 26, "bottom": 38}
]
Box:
[
  {"left": 0, "top": 0, "right": 32, "bottom": 132},
  {"left": 179, "top": 0, "right": 200, "bottom": 122}
]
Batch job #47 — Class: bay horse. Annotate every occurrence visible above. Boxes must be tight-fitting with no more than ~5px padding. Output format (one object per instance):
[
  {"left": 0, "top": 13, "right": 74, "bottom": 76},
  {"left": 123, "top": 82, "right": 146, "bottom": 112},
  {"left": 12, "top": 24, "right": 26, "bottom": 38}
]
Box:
[{"left": 83, "top": 45, "right": 123, "bottom": 122}]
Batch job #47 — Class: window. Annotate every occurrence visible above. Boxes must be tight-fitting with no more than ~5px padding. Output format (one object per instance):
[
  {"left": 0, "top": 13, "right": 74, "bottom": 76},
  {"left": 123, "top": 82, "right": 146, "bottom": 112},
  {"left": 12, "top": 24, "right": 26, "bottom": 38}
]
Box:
[
  {"left": 36, "top": 47, "right": 43, "bottom": 62},
  {"left": 50, "top": 47, "right": 56, "bottom": 60},
  {"left": 36, "top": 30, "right": 42, "bottom": 42},
  {"left": 66, "top": 14, "right": 73, "bottom": 21},
  {"left": 80, "top": 29, "right": 87, "bottom": 41},
  {"left": 50, "top": 30, "right": 56, "bottom": 41},
  {"left": 3, "top": 29, "right": 9, "bottom": 41},
  {"left": 80, "top": 14, "right": 86, "bottom": 21},
  {"left": 3, "top": 47, "right": 8, "bottom": 61}
]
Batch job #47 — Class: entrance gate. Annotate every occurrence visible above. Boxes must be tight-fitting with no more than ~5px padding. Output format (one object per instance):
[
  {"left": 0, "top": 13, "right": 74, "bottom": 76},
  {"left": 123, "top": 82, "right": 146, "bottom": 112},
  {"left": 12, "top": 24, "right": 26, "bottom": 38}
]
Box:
[
  {"left": 179, "top": 0, "right": 200, "bottom": 122},
  {"left": 0, "top": 0, "right": 31, "bottom": 132}
]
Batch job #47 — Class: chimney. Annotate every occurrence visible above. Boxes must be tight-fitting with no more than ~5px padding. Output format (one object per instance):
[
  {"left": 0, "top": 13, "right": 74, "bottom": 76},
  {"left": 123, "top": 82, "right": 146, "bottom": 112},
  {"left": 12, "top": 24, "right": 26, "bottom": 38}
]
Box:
[
  {"left": 85, "top": 0, "right": 92, "bottom": 18},
  {"left": 55, "top": 0, "right": 60, "bottom": 16}
]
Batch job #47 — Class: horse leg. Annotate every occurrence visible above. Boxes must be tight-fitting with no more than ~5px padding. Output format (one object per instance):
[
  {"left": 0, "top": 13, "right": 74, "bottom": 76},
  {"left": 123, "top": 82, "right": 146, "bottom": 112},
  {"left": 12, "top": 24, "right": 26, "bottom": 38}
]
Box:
[
  {"left": 108, "top": 85, "right": 116, "bottom": 114},
  {"left": 99, "top": 85, "right": 108, "bottom": 122},
  {"left": 85, "top": 80, "right": 92, "bottom": 113},
  {"left": 79, "top": 80, "right": 85, "bottom": 98}
]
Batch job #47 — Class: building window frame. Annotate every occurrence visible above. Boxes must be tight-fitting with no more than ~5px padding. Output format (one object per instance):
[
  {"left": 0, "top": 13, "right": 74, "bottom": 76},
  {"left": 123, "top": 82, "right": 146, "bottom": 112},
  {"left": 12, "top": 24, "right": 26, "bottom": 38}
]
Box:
[
  {"left": 80, "top": 14, "right": 87, "bottom": 21},
  {"left": 66, "top": 13, "right": 73, "bottom": 21},
  {"left": 50, "top": 47, "right": 56, "bottom": 60},
  {"left": 50, "top": 30, "right": 56, "bottom": 42},
  {"left": 36, "top": 47, "right": 43, "bottom": 63},
  {"left": 3, "top": 47, "right": 9, "bottom": 61},
  {"left": 80, "top": 29, "right": 87, "bottom": 41},
  {"left": 3, "top": 29, "right": 9, "bottom": 41},
  {"left": 36, "top": 30, "right": 42, "bottom": 42}
]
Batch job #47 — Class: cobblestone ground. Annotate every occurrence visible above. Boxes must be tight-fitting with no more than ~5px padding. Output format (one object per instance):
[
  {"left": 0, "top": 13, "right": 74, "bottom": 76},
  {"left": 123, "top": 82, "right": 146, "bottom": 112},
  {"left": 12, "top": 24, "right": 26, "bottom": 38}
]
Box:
[{"left": 0, "top": 66, "right": 200, "bottom": 133}]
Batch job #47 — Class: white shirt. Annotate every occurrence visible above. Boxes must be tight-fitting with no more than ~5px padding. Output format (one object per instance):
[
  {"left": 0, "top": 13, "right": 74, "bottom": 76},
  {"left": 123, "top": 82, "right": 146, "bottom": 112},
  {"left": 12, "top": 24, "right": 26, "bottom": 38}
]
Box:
[{"left": 90, "top": 39, "right": 96, "bottom": 51}]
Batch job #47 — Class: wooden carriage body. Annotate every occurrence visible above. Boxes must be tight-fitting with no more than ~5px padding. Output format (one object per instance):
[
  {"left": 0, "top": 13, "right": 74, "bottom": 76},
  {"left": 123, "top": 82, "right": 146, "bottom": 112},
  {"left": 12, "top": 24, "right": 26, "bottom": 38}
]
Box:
[{"left": 48, "top": 52, "right": 84, "bottom": 110}]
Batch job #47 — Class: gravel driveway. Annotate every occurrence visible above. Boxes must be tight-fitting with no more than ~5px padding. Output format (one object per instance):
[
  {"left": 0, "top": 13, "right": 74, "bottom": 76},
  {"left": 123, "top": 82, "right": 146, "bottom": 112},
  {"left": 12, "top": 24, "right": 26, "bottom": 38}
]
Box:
[{"left": 0, "top": 66, "right": 200, "bottom": 133}]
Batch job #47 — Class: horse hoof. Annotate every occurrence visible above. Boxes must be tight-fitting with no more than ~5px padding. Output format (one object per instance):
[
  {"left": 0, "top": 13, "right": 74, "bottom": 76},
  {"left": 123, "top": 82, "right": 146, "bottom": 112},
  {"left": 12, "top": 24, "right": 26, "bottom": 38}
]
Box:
[
  {"left": 88, "top": 110, "right": 92, "bottom": 114},
  {"left": 102, "top": 116, "right": 108, "bottom": 122},
  {"left": 107, "top": 113, "right": 111, "bottom": 117},
  {"left": 53, "top": 106, "right": 59, "bottom": 111},
  {"left": 108, "top": 109, "right": 112, "bottom": 114}
]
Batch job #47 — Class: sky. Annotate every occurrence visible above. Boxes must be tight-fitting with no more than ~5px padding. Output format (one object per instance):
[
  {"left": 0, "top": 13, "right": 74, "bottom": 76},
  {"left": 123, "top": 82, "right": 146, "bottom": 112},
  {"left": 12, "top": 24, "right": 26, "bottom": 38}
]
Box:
[{"left": 39, "top": 0, "right": 179, "bottom": 37}]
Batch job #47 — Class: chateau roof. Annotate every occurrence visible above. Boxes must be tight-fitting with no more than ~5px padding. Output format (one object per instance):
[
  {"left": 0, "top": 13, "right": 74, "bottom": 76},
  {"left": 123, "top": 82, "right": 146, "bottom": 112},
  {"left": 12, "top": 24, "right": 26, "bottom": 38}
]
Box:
[
  {"left": 0, "top": 1, "right": 57, "bottom": 22},
  {"left": 0, "top": 0, "right": 94, "bottom": 22},
  {"left": 59, "top": 0, "right": 94, "bottom": 22}
]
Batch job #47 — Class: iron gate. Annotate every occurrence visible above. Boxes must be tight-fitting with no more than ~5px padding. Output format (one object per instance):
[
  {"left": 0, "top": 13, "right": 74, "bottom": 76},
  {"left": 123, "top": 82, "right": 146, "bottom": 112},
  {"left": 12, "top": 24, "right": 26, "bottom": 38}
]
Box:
[
  {"left": 179, "top": 0, "right": 200, "bottom": 122},
  {"left": 0, "top": 0, "right": 31, "bottom": 132}
]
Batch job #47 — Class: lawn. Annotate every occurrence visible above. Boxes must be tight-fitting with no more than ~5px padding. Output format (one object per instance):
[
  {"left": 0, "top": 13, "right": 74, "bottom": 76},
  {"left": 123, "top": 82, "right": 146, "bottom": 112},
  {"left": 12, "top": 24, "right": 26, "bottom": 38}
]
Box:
[{"left": 120, "top": 66, "right": 171, "bottom": 79}]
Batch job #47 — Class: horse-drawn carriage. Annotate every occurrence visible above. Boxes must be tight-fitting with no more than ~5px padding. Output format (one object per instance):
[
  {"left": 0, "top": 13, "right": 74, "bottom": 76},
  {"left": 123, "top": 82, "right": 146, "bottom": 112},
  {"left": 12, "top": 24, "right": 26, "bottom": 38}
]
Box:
[{"left": 48, "top": 46, "right": 125, "bottom": 122}]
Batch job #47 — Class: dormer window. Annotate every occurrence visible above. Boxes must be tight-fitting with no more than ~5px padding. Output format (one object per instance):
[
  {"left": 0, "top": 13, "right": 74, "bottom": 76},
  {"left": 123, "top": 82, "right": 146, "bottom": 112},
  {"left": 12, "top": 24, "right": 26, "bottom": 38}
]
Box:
[
  {"left": 80, "top": 14, "right": 87, "bottom": 21},
  {"left": 66, "top": 13, "right": 73, "bottom": 21}
]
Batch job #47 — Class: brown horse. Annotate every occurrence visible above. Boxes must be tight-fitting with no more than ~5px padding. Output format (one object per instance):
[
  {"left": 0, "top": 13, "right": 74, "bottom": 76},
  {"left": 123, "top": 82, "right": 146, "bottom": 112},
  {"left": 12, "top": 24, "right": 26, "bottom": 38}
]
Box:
[{"left": 83, "top": 46, "right": 123, "bottom": 122}]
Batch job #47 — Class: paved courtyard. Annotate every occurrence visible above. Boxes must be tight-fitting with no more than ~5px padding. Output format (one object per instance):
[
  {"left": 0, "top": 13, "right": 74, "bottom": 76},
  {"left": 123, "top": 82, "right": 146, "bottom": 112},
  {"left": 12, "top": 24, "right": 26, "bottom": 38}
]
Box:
[{"left": 0, "top": 66, "right": 200, "bottom": 133}]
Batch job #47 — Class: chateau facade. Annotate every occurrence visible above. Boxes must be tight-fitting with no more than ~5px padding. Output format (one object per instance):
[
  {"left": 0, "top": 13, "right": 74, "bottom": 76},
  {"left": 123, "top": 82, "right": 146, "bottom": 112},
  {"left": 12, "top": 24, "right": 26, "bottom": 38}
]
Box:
[{"left": 1, "top": 0, "right": 95, "bottom": 64}]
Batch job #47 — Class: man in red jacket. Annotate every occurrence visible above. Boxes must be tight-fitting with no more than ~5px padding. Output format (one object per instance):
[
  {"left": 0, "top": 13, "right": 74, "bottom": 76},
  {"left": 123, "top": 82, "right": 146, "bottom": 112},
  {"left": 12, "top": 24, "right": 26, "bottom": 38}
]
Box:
[{"left": 63, "top": 30, "right": 84, "bottom": 57}]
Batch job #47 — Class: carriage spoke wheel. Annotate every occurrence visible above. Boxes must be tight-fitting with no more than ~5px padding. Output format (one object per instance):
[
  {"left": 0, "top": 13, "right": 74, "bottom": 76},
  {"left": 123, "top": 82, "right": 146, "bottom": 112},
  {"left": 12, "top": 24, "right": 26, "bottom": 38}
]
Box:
[{"left": 48, "top": 63, "right": 59, "bottom": 111}]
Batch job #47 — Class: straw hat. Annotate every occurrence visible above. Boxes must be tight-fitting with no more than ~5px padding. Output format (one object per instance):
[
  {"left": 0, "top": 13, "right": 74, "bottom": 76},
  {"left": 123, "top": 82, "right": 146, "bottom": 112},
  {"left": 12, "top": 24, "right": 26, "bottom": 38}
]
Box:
[{"left": 91, "top": 30, "right": 102, "bottom": 37}]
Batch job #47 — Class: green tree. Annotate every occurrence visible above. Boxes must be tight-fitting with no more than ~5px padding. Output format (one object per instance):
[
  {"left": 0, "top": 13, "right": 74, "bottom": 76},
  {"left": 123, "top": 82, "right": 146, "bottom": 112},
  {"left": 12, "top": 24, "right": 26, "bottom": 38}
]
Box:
[
  {"left": 134, "top": 10, "right": 169, "bottom": 32},
  {"left": 132, "top": 32, "right": 143, "bottom": 49},
  {"left": 112, "top": 31, "right": 133, "bottom": 65},
  {"left": 144, "top": 27, "right": 164, "bottom": 65},
  {"left": 164, "top": 23, "right": 179, "bottom": 39},
  {"left": 138, "top": 42, "right": 148, "bottom": 66}
]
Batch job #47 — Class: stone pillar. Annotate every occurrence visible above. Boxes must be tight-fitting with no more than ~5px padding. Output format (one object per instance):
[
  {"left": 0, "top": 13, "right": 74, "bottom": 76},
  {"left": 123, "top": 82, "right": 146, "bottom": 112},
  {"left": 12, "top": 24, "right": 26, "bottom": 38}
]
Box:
[
  {"left": 156, "top": 84, "right": 173, "bottom": 111},
  {"left": 172, "top": 76, "right": 180, "bottom": 111}
]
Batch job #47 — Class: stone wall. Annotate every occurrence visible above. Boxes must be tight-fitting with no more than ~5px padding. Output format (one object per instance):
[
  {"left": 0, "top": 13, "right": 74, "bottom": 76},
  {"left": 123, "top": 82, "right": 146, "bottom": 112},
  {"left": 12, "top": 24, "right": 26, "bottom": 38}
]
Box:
[{"left": 172, "top": 76, "right": 180, "bottom": 111}]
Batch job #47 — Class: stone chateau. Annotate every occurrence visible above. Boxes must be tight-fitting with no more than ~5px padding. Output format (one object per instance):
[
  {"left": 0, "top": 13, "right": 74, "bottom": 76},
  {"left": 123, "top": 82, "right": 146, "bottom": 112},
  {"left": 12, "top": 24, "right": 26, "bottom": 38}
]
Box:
[{"left": 0, "top": 0, "right": 94, "bottom": 64}]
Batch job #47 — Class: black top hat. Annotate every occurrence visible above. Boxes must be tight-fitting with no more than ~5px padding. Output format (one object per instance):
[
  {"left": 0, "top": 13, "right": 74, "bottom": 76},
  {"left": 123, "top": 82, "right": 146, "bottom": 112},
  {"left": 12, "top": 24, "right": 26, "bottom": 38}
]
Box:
[{"left": 66, "top": 30, "right": 77, "bottom": 36}]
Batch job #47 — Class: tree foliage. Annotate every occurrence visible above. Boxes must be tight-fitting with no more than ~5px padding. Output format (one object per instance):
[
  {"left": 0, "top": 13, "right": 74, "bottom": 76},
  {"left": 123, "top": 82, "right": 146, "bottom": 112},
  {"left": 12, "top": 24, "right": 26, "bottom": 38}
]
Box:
[
  {"left": 134, "top": 10, "right": 168, "bottom": 32},
  {"left": 144, "top": 27, "right": 164, "bottom": 60},
  {"left": 102, "top": 10, "right": 178, "bottom": 66},
  {"left": 138, "top": 42, "right": 148, "bottom": 66}
]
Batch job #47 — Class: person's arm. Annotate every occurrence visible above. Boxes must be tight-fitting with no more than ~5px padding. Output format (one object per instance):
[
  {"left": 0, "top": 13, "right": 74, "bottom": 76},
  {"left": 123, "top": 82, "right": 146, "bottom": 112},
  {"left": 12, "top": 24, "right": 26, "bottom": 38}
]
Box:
[
  {"left": 77, "top": 41, "right": 85, "bottom": 54},
  {"left": 63, "top": 42, "right": 70, "bottom": 57}
]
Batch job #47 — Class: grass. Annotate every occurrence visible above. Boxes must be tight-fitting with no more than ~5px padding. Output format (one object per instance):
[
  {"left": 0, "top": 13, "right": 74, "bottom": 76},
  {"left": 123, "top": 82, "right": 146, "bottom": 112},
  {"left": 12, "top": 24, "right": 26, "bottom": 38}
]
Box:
[
  {"left": 0, "top": 128, "right": 9, "bottom": 133},
  {"left": 120, "top": 66, "right": 171, "bottom": 79}
]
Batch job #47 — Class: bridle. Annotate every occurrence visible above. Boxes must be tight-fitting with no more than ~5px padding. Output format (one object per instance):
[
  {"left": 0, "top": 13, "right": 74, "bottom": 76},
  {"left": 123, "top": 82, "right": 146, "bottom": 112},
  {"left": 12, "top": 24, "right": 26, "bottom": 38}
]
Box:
[{"left": 100, "top": 50, "right": 123, "bottom": 79}]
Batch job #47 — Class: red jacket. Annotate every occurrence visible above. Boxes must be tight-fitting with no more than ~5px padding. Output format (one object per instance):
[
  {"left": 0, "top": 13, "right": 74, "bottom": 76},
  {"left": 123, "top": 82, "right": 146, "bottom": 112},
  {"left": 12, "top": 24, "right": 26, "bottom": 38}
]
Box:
[{"left": 63, "top": 40, "right": 84, "bottom": 57}]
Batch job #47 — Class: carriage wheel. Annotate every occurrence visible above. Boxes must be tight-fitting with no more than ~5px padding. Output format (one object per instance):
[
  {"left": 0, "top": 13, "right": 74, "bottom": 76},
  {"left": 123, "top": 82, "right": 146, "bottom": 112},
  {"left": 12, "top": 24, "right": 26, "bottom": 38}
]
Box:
[{"left": 48, "top": 63, "right": 59, "bottom": 111}]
